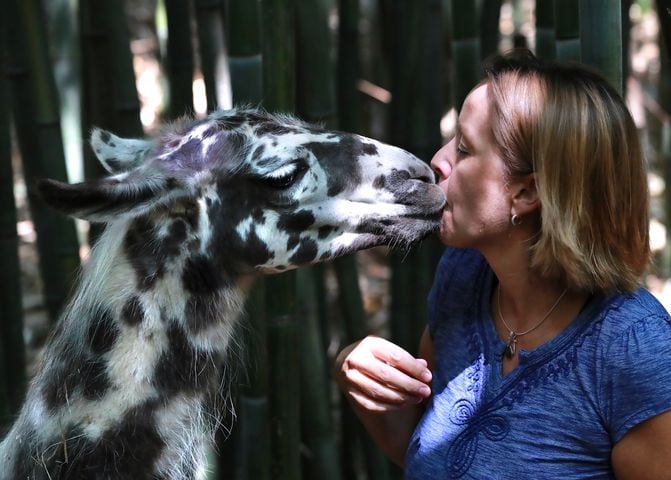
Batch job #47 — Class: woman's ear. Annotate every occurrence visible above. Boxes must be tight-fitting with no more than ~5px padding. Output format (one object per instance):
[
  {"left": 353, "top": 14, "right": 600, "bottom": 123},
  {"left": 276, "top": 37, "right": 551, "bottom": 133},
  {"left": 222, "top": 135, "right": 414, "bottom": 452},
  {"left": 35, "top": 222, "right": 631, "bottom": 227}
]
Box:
[{"left": 510, "top": 173, "right": 540, "bottom": 215}]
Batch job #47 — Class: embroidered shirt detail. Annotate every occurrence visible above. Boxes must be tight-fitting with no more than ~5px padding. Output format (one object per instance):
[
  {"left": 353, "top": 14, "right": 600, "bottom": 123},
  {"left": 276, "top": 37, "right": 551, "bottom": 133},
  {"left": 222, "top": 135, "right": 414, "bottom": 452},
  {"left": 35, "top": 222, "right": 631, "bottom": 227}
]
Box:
[{"left": 445, "top": 399, "right": 509, "bottom": 478}]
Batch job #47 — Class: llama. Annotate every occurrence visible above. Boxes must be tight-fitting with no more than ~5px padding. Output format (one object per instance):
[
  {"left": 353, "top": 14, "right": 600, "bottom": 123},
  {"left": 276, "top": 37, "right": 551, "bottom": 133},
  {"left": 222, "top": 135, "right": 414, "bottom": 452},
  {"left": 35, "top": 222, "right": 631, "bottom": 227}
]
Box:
[{"left": 0, "top": 109, "right": 445, "bottom": 479}]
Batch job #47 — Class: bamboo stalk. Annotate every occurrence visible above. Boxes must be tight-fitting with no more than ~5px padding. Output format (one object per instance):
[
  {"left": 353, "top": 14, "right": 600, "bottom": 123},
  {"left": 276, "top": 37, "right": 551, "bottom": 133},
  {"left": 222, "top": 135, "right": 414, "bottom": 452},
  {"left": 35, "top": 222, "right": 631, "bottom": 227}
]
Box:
[
  {"left": 7, "top": 0, "right": 80, "bottom": 323},
  {"left": 293, "top": 2, "right": 344, "bottom": 478},
  {"left": 79, "top": 0, "right": 114, "bottom": 185},
  {"left": 80, "top": 0, "right": 143, "bottom": 242},
  {"left": 295, "top": 0, "right": 336, "bottom": 124},
  {"left": 480, "top": 0, "right": 502, "bottom": 59},
  {"left": 164, "top": 0, "right": 196, "bottom": 118},
  {"left": 297, "top": 268, "right": 342, "bottom": 480},
  {"left": 337, "top": 0, "right": 361, "bottom": 133},
  {"left": 225, "top": 0, "right": 263, "bottom": 106},
  {"left": 659, "top": 31, "right": 671, "bottom": 274},
  {"left": 579, "top": 0, "right": 624, "bottom": 94},
  {"left": 259, "top": 0, "right": 300, "bottom": 476},
  {"left": 265, "top": 273, "right": 300, "bottom": 480},
  {"left": 387, "top": 0, "right": 443, "bottom": 350},
  {"left": 0, "top": 7, "right": 26, "bottom": 422},
  {"left": 659, "top": 0, "right": 671, "bottom": 65},
  {"left": 238, "top": 281, "right": 271, "bottom": 480},
  {"left": 194, "top": 0, "right": 228, "bottom": 112},
  {"left": 449, "top": 0, "right": 481, "bottom": 111},
  {"left": 332, "top": 255, "right": 392, "bottom": 480},
  {"left": 80, "top": 0, "right": 143, "bottom": 139},
  {"left": 554, "top": 0, "right": 580, "bottom": 61},
  {"left": 535, "top": 0, "right": 556, "bottom": 59}
]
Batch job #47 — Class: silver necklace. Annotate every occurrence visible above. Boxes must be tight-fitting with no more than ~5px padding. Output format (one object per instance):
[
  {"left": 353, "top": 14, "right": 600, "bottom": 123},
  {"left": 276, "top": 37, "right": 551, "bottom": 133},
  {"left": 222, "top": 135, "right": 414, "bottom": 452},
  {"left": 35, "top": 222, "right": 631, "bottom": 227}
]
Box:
[{"left": 497, "top": 285, "right": 569, "bottom": 359}]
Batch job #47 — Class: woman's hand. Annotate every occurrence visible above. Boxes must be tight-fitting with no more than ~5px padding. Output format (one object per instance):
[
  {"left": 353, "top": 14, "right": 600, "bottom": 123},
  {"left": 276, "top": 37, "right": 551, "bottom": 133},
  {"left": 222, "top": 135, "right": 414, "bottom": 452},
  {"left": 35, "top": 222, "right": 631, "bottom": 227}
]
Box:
[{"left": 335, "top": 335, "right": 433, "bottom": 412}]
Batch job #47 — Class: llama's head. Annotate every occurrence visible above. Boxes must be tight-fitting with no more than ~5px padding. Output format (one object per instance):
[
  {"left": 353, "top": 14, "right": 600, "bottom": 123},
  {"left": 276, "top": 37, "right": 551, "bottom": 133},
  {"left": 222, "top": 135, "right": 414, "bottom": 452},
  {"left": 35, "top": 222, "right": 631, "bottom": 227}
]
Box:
[{"left": 39, "top": 109, "right": 445, "bottom": 275}]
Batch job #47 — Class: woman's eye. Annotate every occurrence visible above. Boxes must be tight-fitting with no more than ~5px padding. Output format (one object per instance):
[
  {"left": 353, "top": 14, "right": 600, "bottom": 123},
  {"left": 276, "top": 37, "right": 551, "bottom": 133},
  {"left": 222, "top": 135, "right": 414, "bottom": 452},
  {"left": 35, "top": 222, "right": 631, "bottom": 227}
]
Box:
[{"left": 456, "top": 143, "right": 469, "bottom": 155}]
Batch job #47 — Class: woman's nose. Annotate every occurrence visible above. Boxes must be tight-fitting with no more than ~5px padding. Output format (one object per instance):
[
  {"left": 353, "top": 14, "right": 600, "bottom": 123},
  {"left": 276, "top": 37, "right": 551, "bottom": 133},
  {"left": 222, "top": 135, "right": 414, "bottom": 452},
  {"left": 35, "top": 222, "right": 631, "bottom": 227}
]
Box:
[{"left": 430, "top": 141, "right": 453, "bottom": 181}]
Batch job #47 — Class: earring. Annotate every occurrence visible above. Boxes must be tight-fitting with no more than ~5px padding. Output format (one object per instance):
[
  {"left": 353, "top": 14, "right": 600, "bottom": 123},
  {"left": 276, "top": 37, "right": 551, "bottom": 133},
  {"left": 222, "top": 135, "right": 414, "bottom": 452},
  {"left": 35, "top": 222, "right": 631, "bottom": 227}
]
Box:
[{"left": 511, "top": 214, "right": 522, "bottom": 226}]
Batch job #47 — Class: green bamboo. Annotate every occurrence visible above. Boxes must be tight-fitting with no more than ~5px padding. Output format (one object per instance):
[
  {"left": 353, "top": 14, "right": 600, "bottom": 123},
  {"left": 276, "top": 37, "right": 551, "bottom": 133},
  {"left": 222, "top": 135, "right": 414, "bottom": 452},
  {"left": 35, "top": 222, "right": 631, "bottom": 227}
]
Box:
[
  {"left": 450, "top": 0, "right": 481, "bottom": 111},
  {"left": 294, "top": 2, "right": 343, "bottom": 478},
  {"left": 333, "top": 256, "right": 393, "bottom": 480},
  {"left": 265, "top": 273, "right": 300, "bottom": 480},
  {"left": 554, "top": 0, "right": 580, "bottom": 61},
  {"left": 260, "top": 1, "right": 299, "bottom": 477},
  {"left": 337, "top": 0, "right": 361, "bottom": 133},
  {"left": 238, "top": 282, "right": 271, "bottom": 480},
  {"left": 225, "top": 0, "right": 263, "bottom": 106},
  {"left": 480, "top": 0, "right": 502, "bottom": 59},
  {"left": 297, "top": 268, "right": 342, "bottom": 480},
  {"left": 80, "top": 0, "right": 143, "bottom": 243},
  {"left": 6, "top": 0, "right": 80, "bottom": 323},
  {"left": 79, "top": 0, "right": 114, "bottom": 185},
  {"left": 535, "top": 0, "right": 556, "bottom": 59},
  {"left": 164, "top": 0, "right": 196, "bottom": 118},
  {"left": 659, "top": 20, "right": 671, "bottom": 274},
  {"left": 660, "top": 0, "right": 671, "bottom": 66},
  {"left": 388, "top": 0, "right": 443, "bottom": 350},
  {"left": 194, "top": 0, "right": 228, "bottom": 112},
  {"left": 45, "top": 0, "right": 82, "bottom": 184},
  {"left": 579, "top": 0, "right": 624, "bottom": 95},
  {"left": 81, "top": 0, "right": 143, "bottom": 138},
  {"left": 295, "top": 0, "right": 336, "bottom": 124},
  {"left": 0, "top": 5, "right": 26, "bottom": 423},
  {"left": 334, "top": 6, "right": 370, "bottom": 476}
]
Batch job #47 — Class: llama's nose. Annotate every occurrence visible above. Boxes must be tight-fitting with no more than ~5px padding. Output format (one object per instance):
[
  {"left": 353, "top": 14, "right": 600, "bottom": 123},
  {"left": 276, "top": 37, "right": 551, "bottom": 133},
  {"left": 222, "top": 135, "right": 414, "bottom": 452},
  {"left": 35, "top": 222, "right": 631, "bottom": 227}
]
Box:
[{"left": 410, "top": 160, "right": 437, "bottom": 184}]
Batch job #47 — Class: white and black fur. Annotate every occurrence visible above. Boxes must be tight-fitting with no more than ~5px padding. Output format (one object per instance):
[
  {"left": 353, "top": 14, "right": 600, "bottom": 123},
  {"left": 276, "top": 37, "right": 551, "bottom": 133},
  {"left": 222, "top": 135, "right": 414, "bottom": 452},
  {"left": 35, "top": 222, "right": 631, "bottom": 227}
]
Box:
[{"left": 0, "top": 109, "right": 445, "bottom": 479}]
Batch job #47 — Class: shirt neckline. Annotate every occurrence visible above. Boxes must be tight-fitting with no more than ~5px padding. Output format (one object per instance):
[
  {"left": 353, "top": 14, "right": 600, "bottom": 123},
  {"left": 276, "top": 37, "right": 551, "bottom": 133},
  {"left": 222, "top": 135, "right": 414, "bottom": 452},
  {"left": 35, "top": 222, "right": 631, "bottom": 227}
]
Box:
[{"left": 478, "top": 266, "right": 605, "bottom": 383}]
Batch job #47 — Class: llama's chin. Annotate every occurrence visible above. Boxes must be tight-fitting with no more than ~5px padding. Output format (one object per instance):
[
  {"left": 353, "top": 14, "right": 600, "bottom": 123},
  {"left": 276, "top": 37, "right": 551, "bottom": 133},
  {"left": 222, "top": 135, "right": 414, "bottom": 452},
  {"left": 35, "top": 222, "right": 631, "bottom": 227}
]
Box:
[{"left": 330, "top": 217, "right": 441, "bottom": 257}]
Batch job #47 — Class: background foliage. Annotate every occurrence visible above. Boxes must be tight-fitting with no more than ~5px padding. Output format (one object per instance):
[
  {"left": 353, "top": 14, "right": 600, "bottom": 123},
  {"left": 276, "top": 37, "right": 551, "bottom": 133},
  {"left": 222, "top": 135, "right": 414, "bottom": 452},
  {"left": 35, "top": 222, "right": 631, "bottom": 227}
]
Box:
[{"left": 1, "top": 0, "right": 670, "bottom": 478}]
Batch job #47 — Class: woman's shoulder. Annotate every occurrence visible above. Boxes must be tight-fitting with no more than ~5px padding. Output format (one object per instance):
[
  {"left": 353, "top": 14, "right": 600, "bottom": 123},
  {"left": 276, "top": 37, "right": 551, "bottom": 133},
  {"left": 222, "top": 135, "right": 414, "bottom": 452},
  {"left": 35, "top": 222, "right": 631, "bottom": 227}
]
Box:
[
  {"left": 591, "top": 288, "right": 671, "bottom": 443},
  {"left": 598, "top": 288, "right": 671, "bottom": 339}
]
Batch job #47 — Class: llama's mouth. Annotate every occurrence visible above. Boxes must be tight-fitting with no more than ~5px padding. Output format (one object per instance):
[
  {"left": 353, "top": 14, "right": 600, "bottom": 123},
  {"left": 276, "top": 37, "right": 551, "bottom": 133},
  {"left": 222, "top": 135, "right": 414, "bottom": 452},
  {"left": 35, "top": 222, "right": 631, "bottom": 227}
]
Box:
[{"left": 349, "top": 213, "right": 441, "bottom": 249}]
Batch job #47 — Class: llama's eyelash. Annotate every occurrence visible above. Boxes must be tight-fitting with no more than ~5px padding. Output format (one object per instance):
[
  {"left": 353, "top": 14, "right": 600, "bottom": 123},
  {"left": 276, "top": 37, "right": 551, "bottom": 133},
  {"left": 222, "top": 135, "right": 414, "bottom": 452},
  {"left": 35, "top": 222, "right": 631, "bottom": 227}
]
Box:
[{"left": 259, "top": 161, "right": 308, "bottom": 189}]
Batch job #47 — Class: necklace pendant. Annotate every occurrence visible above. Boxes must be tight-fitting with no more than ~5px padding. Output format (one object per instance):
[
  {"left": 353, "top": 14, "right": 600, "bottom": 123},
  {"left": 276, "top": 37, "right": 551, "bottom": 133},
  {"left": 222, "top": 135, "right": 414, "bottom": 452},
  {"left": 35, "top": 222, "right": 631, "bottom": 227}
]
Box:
[{"left": 503, "top": 332, "right": 517, "bottom": 359}]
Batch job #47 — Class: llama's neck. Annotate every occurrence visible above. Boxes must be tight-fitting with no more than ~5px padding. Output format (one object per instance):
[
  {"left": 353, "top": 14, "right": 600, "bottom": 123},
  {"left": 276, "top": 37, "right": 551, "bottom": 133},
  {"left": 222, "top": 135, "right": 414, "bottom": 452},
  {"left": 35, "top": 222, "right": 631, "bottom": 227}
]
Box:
[{"left": 1, "top": 215, "right": 250, "bottom": 480}]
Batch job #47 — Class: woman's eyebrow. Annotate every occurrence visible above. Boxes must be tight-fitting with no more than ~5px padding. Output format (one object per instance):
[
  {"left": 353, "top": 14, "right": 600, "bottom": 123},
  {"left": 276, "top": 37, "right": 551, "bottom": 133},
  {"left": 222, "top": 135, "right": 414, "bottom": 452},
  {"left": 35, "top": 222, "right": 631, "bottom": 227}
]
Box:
[{"left": 455, "top": 120, "right": 474, "bottom": 147}]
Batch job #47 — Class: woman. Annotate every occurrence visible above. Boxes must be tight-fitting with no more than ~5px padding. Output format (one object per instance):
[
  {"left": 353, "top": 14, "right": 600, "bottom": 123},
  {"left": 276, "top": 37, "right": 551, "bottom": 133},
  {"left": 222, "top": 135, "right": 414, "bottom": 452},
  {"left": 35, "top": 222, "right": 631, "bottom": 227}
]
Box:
[{"left": 335, "top": 50, "right": 671, "bottom": 479}]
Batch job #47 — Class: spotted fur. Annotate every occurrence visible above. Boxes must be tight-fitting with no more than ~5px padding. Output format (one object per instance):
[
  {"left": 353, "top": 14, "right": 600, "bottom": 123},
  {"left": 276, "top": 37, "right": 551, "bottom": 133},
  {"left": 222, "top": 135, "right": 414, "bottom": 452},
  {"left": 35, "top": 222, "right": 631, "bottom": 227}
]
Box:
[{"left": 0, "top": 108, "right": 445, "bottom": 479}]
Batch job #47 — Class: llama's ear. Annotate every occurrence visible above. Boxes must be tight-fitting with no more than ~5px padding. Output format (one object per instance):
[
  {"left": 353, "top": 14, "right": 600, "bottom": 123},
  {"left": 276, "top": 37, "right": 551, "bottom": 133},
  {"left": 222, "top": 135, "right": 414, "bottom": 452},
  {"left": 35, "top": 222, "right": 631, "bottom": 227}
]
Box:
[
  {"left": 37, "top": 174, "right": 181, "bottom": 222},
  {"left": 90, "top": 128, "right": 153, "bottom": 174}
]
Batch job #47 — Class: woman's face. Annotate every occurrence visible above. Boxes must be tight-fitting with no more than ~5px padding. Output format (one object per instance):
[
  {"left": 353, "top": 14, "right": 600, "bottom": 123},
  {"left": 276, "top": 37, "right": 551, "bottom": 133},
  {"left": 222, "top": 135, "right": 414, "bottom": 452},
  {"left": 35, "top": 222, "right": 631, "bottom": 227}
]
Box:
[{"left": 430, "top": 83, "right": 513, "bottom": 249}]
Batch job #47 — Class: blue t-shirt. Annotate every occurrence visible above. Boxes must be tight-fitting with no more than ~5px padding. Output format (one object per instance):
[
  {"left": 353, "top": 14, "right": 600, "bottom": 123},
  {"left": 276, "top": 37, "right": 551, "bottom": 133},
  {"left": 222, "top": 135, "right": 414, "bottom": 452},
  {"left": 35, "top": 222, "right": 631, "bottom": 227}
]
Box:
[{"left": 405, "top": 248, "right": 671, "bottom": 479}]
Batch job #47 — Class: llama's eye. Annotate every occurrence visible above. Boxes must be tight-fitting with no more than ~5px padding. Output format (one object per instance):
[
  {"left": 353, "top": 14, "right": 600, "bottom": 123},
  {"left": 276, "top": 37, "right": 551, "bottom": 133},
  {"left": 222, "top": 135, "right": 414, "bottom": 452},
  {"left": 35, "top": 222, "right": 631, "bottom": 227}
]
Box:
[{"left": 261, "top": 162, "right": 308, "bottom": 189}]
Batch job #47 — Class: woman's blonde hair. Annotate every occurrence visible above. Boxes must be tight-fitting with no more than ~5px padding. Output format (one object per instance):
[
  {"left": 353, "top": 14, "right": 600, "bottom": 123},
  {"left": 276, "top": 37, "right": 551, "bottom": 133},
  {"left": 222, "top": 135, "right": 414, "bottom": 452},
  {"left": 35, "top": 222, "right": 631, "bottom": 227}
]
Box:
[{"left": 485, "top": 50, "right": 650, "bottom": 294}]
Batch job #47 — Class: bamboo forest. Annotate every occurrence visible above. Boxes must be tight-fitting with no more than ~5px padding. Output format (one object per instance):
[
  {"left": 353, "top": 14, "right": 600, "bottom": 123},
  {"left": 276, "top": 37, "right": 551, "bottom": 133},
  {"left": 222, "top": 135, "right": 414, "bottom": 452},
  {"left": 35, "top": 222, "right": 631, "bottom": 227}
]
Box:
[{"left": 1, "top": 0, "right": 670, "bottom": 479}]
